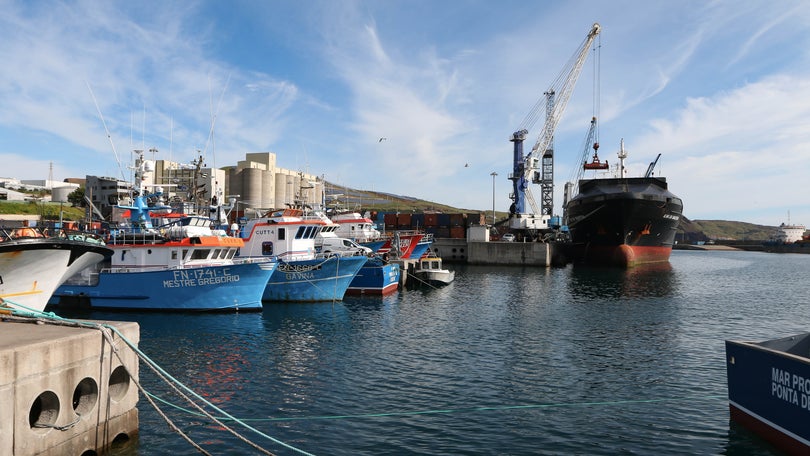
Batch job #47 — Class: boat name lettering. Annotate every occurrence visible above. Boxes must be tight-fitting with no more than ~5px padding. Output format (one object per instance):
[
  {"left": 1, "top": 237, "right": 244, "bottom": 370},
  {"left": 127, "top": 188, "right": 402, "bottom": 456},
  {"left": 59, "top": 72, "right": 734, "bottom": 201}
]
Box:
[
  {"left": 770, "top": 367, "right": 810, "bottom": 410},
  {"left": 255, "top": 229, "right": 274, "bottom": 235},
  {"left": 285, "top": 271, "right": 316, "bottom": 280},
  {"left": 663, "top": 214, "right": 679, "bottom": 221},
  {"left": 278, "top": 263, "right": 319, "bottom": 273},
  {"left": 163, "top": 268, "right": 240, "bottom": 288}
]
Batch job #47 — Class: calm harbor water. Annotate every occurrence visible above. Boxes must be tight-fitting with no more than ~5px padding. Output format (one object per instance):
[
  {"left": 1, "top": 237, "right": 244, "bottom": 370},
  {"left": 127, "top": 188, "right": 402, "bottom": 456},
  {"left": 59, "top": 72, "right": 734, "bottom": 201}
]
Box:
[{"left": 67, "top": 249, "right": 810, "bottom": 455}]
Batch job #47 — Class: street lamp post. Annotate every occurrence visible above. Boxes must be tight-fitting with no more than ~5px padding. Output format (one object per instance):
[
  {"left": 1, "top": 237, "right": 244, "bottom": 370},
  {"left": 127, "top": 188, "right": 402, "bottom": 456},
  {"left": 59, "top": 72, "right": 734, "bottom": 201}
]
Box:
[{"left": 490, "top": 171, "right": 498, "bottom": 225}]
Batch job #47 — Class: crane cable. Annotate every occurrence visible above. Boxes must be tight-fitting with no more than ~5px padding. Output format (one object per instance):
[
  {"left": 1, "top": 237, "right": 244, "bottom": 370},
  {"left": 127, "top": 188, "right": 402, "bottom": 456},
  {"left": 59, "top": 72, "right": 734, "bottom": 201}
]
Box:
[{"left": 517, "top": 29, "right": 599, "bottom": 133}]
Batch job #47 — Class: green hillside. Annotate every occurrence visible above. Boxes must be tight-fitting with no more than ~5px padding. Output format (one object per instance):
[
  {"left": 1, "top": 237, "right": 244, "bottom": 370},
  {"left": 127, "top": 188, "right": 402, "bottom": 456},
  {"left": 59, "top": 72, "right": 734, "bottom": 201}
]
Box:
[{"left": 678, "top": 217, "right": 774, "bottom": 242}]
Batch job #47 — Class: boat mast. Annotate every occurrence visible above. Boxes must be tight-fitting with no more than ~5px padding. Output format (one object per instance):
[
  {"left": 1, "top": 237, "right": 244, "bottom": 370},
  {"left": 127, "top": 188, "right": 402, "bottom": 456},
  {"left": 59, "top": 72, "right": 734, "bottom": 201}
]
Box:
[{"left": 618, "top": 139, "right": 627, "bottom": 179}]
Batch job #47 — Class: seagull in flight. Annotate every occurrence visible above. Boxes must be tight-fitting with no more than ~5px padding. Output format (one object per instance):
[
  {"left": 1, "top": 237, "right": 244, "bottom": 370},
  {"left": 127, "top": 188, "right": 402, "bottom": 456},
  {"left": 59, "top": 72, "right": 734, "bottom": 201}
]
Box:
[{"left": 379, "top": 137, "right": 387, "bottom": 142}]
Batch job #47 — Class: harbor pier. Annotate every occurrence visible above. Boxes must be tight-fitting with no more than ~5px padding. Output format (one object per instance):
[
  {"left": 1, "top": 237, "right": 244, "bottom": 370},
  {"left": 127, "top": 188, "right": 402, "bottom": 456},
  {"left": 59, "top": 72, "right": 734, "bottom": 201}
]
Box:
[
  {"left": 0, "top": 318, "right": 139, "bottom": 456},
  {"left": 433, "top": 237, "right": 568, "bottom": 266}
]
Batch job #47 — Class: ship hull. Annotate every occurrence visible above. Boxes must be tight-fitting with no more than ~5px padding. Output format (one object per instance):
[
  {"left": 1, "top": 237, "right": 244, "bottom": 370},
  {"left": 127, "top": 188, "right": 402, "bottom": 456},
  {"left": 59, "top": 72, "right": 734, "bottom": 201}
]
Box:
[
  {"left": 726, "top": 334, "right": 810, "bottom": 455},
  {"left": 264, "top": 255, "right": 367, "bottom": 302},
  {"left": 0, "top": 238, "right": 111, "bottom": 312},
  {"left": 346, "top": 259, "right": 400, "bottom": 296},
  {"left": 51, "top": 261, "right": 276, "bottom": 311},
  {"left": 565, "top": 177, "right": 682, "bottom": 267}
]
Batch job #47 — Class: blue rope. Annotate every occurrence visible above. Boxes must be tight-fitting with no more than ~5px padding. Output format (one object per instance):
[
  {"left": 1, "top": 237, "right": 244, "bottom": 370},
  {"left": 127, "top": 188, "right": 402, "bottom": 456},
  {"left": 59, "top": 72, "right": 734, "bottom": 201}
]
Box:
[
  {"left": 144, "top": 392, "right": 726, "bottom": 422},
  {"left": 2, "top": 302, "right": 315, "bottom": 456}
]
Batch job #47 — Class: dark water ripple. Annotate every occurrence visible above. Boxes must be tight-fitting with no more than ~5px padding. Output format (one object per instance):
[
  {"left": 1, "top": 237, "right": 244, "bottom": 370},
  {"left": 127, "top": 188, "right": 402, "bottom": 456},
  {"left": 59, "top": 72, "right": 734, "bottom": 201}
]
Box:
[{"left": 76, "top": 250, "right": 810, "bottom": 455}]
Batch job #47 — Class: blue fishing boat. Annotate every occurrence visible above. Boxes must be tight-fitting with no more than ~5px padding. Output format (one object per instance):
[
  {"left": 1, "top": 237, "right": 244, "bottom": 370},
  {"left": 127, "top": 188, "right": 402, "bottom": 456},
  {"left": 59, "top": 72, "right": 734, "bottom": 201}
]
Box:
[
  {"left": 726, "top": 333, "right": 810, "bottom": 454},
  {"left": 346, "top": 256, "right": 400, "bottom": 296},
  {"left": 50, "top": 151, "right": 276, "bottom": 312},
  {"left": 238, "top": 208, "right": 368, "bottom": 301}
]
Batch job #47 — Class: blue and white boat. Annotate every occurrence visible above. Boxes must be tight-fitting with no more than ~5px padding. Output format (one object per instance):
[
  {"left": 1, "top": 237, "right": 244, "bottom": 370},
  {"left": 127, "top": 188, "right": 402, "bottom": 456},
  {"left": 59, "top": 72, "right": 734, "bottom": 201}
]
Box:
[
  {"left": 317, "top": 212, "right": 399, "bottom": 296},
  {"left": 345, "top": 255, "right": 400, "bottom": 296},
  {"left": 50, "top": 152, "right": 276, "bottom": 312},
  {"left": 726, "top": 333, "right": 810, "bottom": 454},
  {"left": 238, "top": 208, "right": 368, "bottom": 301}
]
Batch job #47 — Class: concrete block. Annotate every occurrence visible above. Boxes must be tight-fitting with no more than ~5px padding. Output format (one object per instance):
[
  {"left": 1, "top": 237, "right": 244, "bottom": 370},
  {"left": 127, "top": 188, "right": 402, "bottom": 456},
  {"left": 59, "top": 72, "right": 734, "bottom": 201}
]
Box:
[{"left": 0, "top": 319, "right": 139, "bottom": 456}]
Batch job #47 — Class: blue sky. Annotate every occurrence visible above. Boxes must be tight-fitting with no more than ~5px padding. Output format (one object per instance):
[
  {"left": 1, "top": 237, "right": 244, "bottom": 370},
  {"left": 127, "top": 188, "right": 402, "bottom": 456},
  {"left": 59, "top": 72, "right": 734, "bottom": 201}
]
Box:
[{"left": 1, "top": 0, "right": 809, "bottom": 226}]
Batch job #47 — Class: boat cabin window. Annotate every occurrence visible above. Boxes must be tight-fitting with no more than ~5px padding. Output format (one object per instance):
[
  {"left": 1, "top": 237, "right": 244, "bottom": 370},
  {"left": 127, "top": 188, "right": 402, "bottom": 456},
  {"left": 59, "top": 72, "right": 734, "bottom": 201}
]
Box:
[
  {"left": 190, "top": 249, "right": 211, "bottom": 260},
  {"left": 262, "top": 242, "right": 273, "bottom": 256},
  {"left": 212, "top": 248, "right": 221, "bottom": 259},
  {"left": 295, "top": 226, "right": 318, "bottom": 239},
  {"left": 278, "top": 228, "right": 286, "bottom": 240},
  {"left": 226, "top": 249, "right": 236, "bottom": 259},
  {"left": 171, "top": 250, "right": 179, "bottom": 260},
  {"left": 182, "top": 249, "right": 189, "bottom": 260}
]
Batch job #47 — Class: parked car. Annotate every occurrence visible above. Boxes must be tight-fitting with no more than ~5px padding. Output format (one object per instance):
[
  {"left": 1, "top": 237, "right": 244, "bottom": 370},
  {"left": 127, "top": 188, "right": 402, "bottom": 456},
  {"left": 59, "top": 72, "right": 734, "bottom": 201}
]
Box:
[{"left": 501, "top": 233, "right": 515, "bottom": 242}]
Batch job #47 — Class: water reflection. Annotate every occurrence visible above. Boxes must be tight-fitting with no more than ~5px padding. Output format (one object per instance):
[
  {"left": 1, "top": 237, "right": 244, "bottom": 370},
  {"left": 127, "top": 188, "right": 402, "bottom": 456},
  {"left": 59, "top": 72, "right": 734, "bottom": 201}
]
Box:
[
  {"left": 568, "top": 262, "right": 676, "bottom": 299},
  {"left": 724, "top": 420, "right": 781, "bottom": 455}
]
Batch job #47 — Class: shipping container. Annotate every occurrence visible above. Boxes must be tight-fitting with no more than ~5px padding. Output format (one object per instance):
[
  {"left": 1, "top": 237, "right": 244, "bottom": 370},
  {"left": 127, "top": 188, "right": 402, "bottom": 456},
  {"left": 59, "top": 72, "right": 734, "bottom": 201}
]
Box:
[
  {"left": 449, "top": 213, "right": 464, "bottom": 226},
  {"left": 384, "top": 213, "right": 398, "bottom": 227},
  {"left": 411, "top": 213, "right": 425, "bottom": 229},
  {"left": 436, "top": 227, "right": 451, "bottom": 238},
  {"left": 450, "top": 226, "right": 465, "bottom": 239},
  {"left": 437, "top": 213, "right": 451, "bottom": 227},
  {"left": 397, "top": 213, "right": 412, "bottom": 226},
  {"left": 424, "top": 213, "right": 438, "bottom": 227}
]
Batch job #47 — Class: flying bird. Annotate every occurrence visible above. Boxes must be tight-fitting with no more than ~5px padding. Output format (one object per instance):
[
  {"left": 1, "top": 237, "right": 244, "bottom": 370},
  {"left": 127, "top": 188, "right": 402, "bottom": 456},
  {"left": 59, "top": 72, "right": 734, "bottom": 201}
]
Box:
[
  {"left": 464, "top": 163, "right": 469, "bottom": 167},
  {"left": 379, "top": 137, "right": 387, "bottom": 142}
]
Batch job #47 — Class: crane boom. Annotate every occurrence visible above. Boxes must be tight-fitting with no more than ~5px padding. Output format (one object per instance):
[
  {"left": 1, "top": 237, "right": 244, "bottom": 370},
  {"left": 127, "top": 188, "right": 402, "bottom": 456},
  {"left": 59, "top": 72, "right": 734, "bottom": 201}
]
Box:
[{"left": 508, "top": 22, "right": 601, "bottom": 230}]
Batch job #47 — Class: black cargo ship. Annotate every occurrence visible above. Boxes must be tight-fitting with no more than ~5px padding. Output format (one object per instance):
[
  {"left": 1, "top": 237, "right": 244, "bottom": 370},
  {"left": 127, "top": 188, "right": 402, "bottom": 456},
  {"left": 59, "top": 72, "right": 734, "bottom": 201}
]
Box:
[{"left": 564, "top": 142, "right": 683, "bottom": 267}]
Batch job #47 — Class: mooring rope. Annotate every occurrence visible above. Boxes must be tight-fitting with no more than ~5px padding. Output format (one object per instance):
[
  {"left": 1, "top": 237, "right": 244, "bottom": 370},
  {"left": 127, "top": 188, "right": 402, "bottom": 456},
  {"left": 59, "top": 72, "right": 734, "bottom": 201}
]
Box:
[
  {"left": 1, "top": 303, "right": 315, "bottom": 456},
  {"left": 140, "top": 391, "right": 726, "bottom": 423}
]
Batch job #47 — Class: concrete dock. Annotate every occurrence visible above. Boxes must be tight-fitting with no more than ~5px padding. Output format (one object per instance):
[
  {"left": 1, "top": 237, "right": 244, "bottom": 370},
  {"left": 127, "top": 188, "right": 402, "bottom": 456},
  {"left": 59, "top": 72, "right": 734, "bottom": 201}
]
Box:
[
  {"left": 433, "top": 237, "right": 568, "bottom": 266},
  {"left": 0, "top": 317, "right": 139, "bottom": 456}
]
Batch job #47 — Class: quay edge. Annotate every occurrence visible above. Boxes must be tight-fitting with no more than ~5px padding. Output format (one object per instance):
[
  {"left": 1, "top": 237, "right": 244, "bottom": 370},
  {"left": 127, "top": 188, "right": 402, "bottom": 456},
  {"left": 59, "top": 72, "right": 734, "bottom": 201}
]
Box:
[
  {"left": 432, "top": 233, "right": 569, "bottom": 267},
  {"left": 0, "top": 318, "right": 139, "bottom": 456}
]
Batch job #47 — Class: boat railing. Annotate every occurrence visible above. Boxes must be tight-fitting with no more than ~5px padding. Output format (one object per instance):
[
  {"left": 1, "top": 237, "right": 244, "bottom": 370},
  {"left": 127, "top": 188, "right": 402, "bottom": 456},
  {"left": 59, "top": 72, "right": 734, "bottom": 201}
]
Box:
[
  {"left": 315, "top": 249, "right": 368, "bottom": 259},
  {"left": 107, "top": 231, "right": 168, "bottom": 245}
]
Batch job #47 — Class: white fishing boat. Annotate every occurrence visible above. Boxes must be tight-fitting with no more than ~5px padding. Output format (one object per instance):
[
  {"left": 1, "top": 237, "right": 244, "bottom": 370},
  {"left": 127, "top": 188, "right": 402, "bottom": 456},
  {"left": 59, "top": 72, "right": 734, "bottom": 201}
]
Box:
[
  {"left": 0, "top": 227, "right": 112, "bottom": 312},
  {"left": 409, "top": 252, "right": 454, "bottom": 287}
]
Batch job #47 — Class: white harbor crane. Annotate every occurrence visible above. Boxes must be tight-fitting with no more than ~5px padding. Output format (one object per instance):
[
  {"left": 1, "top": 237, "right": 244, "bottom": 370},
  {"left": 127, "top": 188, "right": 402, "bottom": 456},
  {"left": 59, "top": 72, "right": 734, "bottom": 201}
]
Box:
[{"left": 507, "top": 22, "right": 601, "bottom": 233}]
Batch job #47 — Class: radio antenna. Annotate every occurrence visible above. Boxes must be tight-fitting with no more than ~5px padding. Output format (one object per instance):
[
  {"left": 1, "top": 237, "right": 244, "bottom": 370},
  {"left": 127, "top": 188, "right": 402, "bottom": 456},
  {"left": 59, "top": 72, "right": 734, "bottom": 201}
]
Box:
[{"left": 86, "top": 81, "right": 126, "bottom": 181}]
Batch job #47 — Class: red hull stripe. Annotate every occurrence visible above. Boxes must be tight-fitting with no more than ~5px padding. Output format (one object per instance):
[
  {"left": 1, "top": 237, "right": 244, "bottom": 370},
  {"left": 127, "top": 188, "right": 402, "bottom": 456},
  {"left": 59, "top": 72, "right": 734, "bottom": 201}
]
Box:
[
  {"left": 730, "top": 404, "right": 810, "bottom": 455},
  {"left": 345, "top": 283, "right": 398, "bottom": 296},
  {"left": 581, "top": 245, "right": 672, "bottom": 267}
]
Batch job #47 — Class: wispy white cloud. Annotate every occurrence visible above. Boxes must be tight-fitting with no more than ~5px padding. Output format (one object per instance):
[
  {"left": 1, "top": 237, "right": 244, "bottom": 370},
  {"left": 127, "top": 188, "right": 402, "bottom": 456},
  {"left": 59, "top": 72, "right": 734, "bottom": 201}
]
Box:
[
  {"left": 0, "top": 0, "right": 809, "bottom": 224},
  {"left": 629, "top": 75, "right": 810, "bottom": 224}
]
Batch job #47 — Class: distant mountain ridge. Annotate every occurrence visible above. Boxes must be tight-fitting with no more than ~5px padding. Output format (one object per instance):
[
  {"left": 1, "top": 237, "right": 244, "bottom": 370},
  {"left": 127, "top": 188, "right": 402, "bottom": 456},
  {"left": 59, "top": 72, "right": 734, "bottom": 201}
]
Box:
[{"left": 678, "top": 217, "right": 776, "bottom": 243}]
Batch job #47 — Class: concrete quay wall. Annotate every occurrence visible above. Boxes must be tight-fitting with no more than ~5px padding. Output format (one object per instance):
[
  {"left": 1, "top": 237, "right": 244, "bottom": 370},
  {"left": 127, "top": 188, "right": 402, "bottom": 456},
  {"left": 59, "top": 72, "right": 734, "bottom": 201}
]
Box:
[
  {"left": 467, "top": 241, "right": 551, "bottom": 266},
  {"left": 0, "top": 319, "right": 140, "bottom": 456},
  {"left": 432, "top": 238, "right": 556, "bottom": 266}
]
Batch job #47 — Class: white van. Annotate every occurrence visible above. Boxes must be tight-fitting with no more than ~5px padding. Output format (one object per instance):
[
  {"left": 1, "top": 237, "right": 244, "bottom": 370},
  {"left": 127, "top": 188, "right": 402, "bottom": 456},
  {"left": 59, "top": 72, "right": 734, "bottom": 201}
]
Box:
[{"left": 316, "top": 237, "right": 373, "bottom": 256}]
